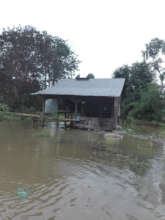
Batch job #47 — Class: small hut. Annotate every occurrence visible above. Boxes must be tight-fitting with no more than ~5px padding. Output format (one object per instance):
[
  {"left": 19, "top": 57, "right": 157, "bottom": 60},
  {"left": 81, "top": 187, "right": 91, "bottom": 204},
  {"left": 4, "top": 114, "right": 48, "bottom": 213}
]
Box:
[{"left": 33, "top": 78, "right": 125, "bottom": 131}]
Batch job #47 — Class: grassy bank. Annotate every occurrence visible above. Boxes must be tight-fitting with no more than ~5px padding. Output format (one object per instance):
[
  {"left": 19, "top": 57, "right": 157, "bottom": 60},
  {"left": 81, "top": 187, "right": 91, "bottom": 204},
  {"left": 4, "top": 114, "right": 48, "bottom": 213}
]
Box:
[
  {"left": 120, "top": 119, "right": 165, "bottom": 138},
  {"left": 0, "top": 111, "right": 67, "bottom": 122},
  {"left": 0, "top": 112, "right": 22, "bottom": 121}
]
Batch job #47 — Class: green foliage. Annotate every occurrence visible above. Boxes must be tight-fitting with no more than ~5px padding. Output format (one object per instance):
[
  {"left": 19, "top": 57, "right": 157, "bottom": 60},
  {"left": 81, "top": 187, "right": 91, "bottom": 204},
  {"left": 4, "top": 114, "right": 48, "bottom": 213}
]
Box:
[
  {"left": 36, "top": 129, "right": 50, "bottom": 137},
  {"left": 19, "top": 106, "right": 39, "bottom": 114},
  {"left": 126, "top": 128, "right": 136, "bottom": 135},
  {"left": 113, "top": 49, "right": 165, "bottom": 122},
  {"left": 129, "top": 84, "right": 165, "bottom": 121},
  {"left": 0, "top": 26, "right": 79, "bottom": 111},
  {"left": 50, "top": 112, "right": 65, "bottom": 120},
  {"left": 0, "top": 112, "right": 21, "bottom": 121},
  {"left": 113, "top": 62, "right": 154, "bottom": 91},
  {"left": 113, "top": 62, "right": 155, "bottom": 120},
  {"left": 75, "top": 73, "right": 95, "bottom": 79},
  {"left": 75, "top": 74, "right": 80, "bottom": 79},
  {"left": 143, "top": 38, "right": 165, "bottom": 89},
  {"left": 143, "top": 38, "right": 164, "bottom": 59},
  {"left": 0, "top": 103, "right": 8, "bottom": 112},
  {"left": 87, "top": 73, "right": 95, "bottom": 79}
]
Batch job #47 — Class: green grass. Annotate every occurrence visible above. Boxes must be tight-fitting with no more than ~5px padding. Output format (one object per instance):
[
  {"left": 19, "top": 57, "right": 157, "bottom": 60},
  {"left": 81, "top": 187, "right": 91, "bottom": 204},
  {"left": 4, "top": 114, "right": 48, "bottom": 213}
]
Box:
[
  {"left": 0, "top": 112, "right": 21, "bottom": 121},
  {"left": 126, "top": 128, "right": 137, "bottom": 135},
  {"left": 156, "top": 129, "right": 165, "bottom": 138},
  {"left": 34, "top": 129, "right": 50, "bottom": 137},
  {"left": 120, "top": 119, "right": 165, "bottom": 139},
  {"left": 120, "top": 118, "right": 165, "bottom": 128},
  {"left": 0, "top": 112, "right": 39, "bottom": 121},
  {"left": 49, "top": 112, "right": 65, "bottom": 120}
]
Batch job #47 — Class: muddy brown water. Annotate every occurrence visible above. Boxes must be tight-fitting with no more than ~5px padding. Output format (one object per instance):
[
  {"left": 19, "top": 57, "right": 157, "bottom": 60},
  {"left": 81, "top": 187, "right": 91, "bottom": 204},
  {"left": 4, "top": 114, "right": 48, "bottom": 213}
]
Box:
[{"left": 0, "top": 121, "right": 165, "bottom": 219}]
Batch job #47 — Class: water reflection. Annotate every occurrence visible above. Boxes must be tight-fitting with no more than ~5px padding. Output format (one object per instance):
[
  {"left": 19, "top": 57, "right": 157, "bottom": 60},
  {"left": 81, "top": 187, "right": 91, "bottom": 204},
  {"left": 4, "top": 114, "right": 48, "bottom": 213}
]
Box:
[{"left": 0, "top": 121, "right": 164, "bottom": 219}]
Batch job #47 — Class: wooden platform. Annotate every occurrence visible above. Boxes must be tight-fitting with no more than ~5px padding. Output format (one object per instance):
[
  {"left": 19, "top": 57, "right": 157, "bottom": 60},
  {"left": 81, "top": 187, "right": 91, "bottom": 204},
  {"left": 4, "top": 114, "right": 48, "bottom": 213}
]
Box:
[
  {"left": 0, "top": 111, "right": 114, "bottom": 130},
  {"left": 0, "top": 111, "right": 79, "bottom": 122}
]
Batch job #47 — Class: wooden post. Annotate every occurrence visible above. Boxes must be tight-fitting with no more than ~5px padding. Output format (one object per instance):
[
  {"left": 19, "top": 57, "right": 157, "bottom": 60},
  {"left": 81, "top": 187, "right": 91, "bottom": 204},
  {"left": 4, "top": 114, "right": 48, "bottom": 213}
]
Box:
[
  {"left": 64, "top": 119, "right": 66, "bottom": 129},
  {"left": 113, "top": 97, "right": 119, "bottom": 129},
  {"left": 74, "top": 103, "right": 78, "bottom": 114},
  {"left": 64, "top": 112, "right": 67, "bottom": 129},
  {"left": 41, "top": 97, "right": 46, "bottom": 127},
  {"left": 42, "top": 97, "right": 46, "bottom": 114},
  {"left": 32, "top": 117, "right": 39, "bottom": 128}
]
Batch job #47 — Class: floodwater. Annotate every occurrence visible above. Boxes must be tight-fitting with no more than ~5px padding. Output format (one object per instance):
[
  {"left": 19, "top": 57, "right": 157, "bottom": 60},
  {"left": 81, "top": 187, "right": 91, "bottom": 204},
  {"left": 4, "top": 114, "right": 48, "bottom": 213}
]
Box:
[{"left": 0, "top": 121, "right": 165, "bottom": 220}]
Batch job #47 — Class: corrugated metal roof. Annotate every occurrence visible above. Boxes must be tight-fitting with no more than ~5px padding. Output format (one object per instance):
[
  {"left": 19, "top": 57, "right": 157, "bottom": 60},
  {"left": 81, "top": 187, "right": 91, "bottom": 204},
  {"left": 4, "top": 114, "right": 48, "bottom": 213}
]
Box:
[{"left": 33, "top": 78, "right": 125, "bottom": 97}]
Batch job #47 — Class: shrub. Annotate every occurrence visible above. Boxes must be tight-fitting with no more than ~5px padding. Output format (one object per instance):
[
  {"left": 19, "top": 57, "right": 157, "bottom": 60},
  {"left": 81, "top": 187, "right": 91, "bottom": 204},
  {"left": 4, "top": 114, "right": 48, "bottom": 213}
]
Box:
[
  {"left": 128, "top": 84, "right": 165, "bottom": 121},
  {"left": 0, "top": 103, "right": 8, "bottom": 112}
]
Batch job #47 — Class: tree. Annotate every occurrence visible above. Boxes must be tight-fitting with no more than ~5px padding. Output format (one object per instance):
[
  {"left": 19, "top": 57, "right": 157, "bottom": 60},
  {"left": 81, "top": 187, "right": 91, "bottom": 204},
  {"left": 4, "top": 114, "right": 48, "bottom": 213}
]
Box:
[
  {"left": 143, "top": 38, "right": 165, "bottom": 90},
  {"left": 0, "top": 26, "right": 79, "bottom": 110},
  {"left": 75, "top": 74, "right": 80, "bottom": 79},
  {"left": 113, "top": 65, "right": 131, "bottom": 98},
  {"left": 129, "top": 84, "right": 165, "bottom": 121},
  {"left": 87, "top": 73, "right": 95, "bottom": 79},
  {"left": 113, "top": 39, "right": 165, "bottom": 122},
  {"left": 113, "top": 62, "right": 155, "bottom": 119},
  {"left": 113, "top": 62, "right": 154, "bottom": 97}
]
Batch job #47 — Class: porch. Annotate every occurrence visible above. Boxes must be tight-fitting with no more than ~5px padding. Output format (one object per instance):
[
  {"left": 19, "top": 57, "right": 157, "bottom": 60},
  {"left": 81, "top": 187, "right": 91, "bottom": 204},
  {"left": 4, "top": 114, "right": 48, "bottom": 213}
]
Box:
[{"left": 42, "top": 95, "right": 120, "bottom": 131}]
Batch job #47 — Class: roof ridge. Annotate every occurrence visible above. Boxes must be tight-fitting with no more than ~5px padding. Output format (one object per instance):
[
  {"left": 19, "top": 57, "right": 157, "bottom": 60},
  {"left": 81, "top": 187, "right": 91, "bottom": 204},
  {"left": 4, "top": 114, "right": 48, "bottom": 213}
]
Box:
[{"left": 60, "top": 78, "right": 125, "bottom": 80}]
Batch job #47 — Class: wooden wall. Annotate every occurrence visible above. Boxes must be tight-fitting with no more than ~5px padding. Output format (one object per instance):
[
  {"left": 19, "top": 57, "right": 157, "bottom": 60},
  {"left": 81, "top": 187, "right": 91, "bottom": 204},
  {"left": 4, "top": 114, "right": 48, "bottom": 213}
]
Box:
[{"left": 42, "top": 95, "right": 121, "bottom": 131}]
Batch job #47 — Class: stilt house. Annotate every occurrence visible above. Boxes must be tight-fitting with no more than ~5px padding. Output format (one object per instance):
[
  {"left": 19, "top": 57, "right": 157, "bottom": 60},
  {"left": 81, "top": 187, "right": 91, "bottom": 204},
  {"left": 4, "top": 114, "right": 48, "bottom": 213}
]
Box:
[{"left": 33, "top": 78, "right": 125, "bottom": 130}]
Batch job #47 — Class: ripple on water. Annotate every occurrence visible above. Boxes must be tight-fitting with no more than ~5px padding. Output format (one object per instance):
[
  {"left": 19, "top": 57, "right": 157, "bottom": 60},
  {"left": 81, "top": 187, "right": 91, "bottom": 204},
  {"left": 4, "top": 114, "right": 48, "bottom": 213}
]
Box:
[
  {"left": 0, "top": 123, "right": 164, "bottom": 220},
  {"left": 0, "top": 158, "right": 139, "bottom": 220}
]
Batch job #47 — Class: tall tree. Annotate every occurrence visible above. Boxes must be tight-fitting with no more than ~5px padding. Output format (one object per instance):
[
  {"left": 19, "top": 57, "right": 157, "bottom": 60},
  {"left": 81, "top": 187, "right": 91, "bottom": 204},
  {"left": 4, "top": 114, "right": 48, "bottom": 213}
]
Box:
[
  {"left": 113, "top": 62, "right": 154, "bottom": 97},
  {"left": 0, "top": 26, "right": 79, "bottom": 110},
  {"left": 113, "top": 62, "right": 155, "bottom": 119},
  {"left": 143, "top": 38, "right": 165, "bottom": 90}
]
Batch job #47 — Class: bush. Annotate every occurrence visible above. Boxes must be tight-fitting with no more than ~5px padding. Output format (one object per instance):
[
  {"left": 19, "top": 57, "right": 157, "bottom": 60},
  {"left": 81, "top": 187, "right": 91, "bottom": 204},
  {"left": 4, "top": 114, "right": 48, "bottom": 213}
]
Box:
[
  {"left": 0, "top": 103, "right": 8, "bottom": 112},
  {"left": 128, "top": 84, "right": 165, "bottom": 121}
]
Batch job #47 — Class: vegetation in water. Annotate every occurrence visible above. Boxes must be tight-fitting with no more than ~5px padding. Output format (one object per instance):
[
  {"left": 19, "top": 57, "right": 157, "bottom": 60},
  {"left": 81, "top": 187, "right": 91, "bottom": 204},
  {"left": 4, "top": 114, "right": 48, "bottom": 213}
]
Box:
[{"left": 34, "top": 129, "right": 50, "bottom": 137}]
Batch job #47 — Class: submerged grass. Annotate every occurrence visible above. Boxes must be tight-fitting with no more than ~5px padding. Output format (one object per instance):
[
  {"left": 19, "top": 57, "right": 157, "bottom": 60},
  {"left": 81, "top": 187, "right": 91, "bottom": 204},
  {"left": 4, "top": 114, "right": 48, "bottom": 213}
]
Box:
[
  {"left": 120, "top": 119, "right": 165, "bottom": 137},
  {"left": 34, "top": 129, "right": 50, "bottom": 138},
  {"left": 156, "top": 130, "right": 165, "bottom": 138}
]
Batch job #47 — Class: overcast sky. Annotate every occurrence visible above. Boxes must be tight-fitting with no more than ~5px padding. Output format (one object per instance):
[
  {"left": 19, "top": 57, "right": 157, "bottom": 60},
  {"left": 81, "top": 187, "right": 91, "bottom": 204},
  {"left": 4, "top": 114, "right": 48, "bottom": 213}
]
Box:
[{"left": 0, "top": 0, "right": 165, "bottom": 78}]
